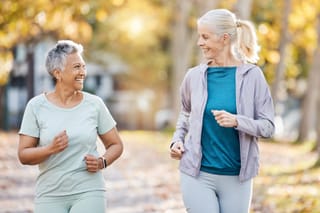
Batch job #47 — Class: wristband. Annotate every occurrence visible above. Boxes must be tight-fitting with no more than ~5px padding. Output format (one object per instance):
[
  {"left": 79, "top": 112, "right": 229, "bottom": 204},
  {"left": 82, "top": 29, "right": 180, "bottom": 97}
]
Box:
[{"left": 99, "top": 156, "right": 107, "bottom": 169}]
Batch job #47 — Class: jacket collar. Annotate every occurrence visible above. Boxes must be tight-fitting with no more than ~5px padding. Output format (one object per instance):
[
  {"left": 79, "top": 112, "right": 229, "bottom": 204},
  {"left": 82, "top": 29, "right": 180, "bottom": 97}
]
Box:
[
  {"left": 199, "top": 62, "right": 256, "bottom": 76},
  {"left": 237, "top": 63, "right": 256, "bottom": 75}
]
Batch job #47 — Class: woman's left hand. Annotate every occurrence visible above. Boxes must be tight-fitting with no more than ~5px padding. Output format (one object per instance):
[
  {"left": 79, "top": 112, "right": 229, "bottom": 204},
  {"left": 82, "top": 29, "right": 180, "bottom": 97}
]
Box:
[
  {"left": 84, "top": 154, "right": 101, "bottom": 172},
  {"left": 212, "top": 110, "right": 238, "bottom": 128}
]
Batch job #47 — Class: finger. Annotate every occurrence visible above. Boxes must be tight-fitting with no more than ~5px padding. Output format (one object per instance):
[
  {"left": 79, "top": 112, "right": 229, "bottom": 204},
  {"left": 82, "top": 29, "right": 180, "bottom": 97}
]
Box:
[
  {"left": 170, "top": 150, "right": 178, "bottom": 157},
  {"left": 211, "top": 110, "right": 218, "bottom": 116},
  {"left": 171, "top": 148, "right": 182, "bottom": 155},
  {"left": 86, "top": 161, "right": 99, "bottom": 172},
  {"left": 84, "top": 155, "right": 96, "bottom": 161},
  {"left": 171, "top": 153, "right": 182, "bottom": 160},
  {"left": 170, "top": 150, "right": 182, "bottom": 158},
  {"left": 212, "top": 110, "right": 223, "bottom": 116},
  {"left": 216, "top": 113, "right": 225, "bottom": 121},
  {"left": 56, "top": 130, "right": 67, "bottom": 137}
]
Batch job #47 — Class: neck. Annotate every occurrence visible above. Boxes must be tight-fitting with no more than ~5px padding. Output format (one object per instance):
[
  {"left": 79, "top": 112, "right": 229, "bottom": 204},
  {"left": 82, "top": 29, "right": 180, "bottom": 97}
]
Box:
[
  {"left": 53, "top": 87, "right": 80, "bottom": 106},
  {"left": 208, "top": 49, "right": 241, "bottom": 67}
]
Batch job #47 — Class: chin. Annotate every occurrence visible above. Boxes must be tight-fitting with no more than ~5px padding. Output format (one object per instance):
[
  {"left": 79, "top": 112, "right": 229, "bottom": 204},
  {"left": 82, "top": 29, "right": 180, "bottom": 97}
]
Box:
[{"left": 75, "top": 86, "right": 83, "bottom": 91}]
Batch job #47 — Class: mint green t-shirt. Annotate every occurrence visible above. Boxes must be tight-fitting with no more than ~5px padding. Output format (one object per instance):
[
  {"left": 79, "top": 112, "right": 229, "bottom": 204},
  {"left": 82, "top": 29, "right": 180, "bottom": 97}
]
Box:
[{"left": 19, "top": 92, "right": 116, "bottom": 201}]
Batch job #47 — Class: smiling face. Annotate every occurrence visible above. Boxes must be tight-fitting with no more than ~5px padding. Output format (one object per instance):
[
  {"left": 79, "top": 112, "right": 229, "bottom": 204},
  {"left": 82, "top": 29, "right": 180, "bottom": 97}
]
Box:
[
  {"left": 197, "top": 24, "right": 225, "bottom": 61},
  {"left": 55, "top": 53, "right": 86, "bottom": 91}
]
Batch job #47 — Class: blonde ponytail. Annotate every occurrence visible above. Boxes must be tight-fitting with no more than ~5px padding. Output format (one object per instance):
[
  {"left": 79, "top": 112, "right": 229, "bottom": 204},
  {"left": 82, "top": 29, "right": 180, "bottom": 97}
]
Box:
[{"left": 236, "top": 19, "right": 260, "bottom": 63}]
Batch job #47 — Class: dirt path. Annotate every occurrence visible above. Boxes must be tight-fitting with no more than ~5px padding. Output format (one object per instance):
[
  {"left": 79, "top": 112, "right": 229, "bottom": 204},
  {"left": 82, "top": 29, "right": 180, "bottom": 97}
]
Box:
[{"left": 1, "top": 131, "right": 317, "bottom": 213}]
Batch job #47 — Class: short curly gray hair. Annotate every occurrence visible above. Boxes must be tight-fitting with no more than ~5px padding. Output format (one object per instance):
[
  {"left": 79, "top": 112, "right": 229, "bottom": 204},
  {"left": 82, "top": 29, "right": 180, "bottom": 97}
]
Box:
[{"left": 45, "top": 40, "right": 83, "bottom": 82}]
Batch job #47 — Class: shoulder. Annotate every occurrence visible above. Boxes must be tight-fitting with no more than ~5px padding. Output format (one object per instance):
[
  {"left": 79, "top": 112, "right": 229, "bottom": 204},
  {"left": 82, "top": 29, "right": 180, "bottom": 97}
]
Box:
[
  {"left": 82, "top": 91, "right": 106, "bottom": 107},
  {"left": 183, "top": 63, "right": 206, "bottom": 83},
  {"left": 240, "top": 64, "right": 266, "bottom": 80},
  {"left": 27, "top": 93, "right": 46, "bottom": 108},
  {"left": 83, "top": 91, "right": 102, "bottom": 102},
  {"left": 188, "top": 64, "right": 205, "bottom": 75}
]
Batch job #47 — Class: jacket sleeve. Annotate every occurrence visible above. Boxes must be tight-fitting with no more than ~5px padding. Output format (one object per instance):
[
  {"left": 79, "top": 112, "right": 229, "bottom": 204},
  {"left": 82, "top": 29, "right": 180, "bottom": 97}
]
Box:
[
  {"left": 171, "top": 71, "right": 191, "bottom": 145},
  {"left": 235, "top": 68, "right": 275, "bottom": 138}
]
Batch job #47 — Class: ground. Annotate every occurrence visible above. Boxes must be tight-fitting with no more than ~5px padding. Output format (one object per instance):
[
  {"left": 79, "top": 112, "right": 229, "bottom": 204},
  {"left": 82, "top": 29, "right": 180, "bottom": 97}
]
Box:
[{"left": 0, "top": 131, "right": 319, "bottom": 213}]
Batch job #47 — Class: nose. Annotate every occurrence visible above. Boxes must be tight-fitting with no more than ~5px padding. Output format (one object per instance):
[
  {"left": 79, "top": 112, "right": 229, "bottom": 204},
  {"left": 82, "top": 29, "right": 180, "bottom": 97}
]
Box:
[
  {"left": 80, "top": 65, "right": 86, "bottom": 76},
  {"left": 197, "top": 37, "right": 204, "bottom": 47}
]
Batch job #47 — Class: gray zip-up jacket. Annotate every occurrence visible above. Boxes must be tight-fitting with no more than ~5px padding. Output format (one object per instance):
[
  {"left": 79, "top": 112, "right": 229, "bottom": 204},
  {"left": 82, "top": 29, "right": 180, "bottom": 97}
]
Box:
[{"left": 171, "top": 63, "right": 275, "bottom": 182}]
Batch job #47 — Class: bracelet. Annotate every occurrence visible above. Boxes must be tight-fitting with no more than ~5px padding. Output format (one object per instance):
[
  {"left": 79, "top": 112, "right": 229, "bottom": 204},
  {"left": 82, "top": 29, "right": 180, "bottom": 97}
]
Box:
[{"left": 99, "top": 156, "right": 107, "bottom": 169}]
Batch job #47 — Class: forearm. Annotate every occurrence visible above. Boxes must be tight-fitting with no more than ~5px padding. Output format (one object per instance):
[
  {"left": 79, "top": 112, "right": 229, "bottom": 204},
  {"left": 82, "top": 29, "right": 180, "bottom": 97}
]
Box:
[
  {"left": 172, "top": 110, "right": 190, "bottom": 143},
  {"left": 101, "top": 143, "right": 123, "bottom": 167},
  {"left": 235, "top": 115, "right": 275, "bottom": 138},
  {"left": 18, "top": 145, "right": 52, "bottom": 165}
]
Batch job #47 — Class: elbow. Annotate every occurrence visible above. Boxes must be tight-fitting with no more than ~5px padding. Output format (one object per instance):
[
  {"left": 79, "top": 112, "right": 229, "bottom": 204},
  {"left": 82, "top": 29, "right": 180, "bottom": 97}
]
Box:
[
  {"left": 18, "top": 155, "right": 30, "bottom": 165},
  {"left": 260, "top": 121, "right": 275, "bottom": 138},
  {"left": 18, "top": 151, "right": 35, "bottom": 165},
  {"left": 118, "top": 142, "right": 124, "bottom": 158}
]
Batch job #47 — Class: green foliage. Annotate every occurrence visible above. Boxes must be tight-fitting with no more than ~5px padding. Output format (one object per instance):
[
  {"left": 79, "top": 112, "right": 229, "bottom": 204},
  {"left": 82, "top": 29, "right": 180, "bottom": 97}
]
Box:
[
  {"left": 0, "top": 0, "right": 96, "bottom": 85},
  {"left": 252, "top": 0, "right": 320, "bottom": 87},
  {"left": 87, "top": 0, "right": 172, "bottom": 91}
]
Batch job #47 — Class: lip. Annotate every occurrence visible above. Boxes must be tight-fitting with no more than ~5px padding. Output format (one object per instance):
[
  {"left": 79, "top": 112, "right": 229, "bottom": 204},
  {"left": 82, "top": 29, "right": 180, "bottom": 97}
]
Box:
[
  {"left": 75, "top": 78, "right": 84, "bottom": 83},
  {"left": 201, "top": 49, "right": 210, "bottom": 54}
]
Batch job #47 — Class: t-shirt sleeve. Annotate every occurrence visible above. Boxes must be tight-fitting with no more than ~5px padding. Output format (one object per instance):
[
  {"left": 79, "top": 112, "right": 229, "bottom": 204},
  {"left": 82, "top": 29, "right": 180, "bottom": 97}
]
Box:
[
  {"left": 96, "top": 97, "right": 116, "bottom": 135},
  {"left": 19, "top": 101, "right": 40, "bottom": 138}
]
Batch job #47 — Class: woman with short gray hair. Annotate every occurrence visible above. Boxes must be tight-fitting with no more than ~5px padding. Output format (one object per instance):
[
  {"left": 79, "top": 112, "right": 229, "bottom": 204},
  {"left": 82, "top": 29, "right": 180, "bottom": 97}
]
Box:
[
  {"left": 18, "top": 40, "right": 123, "bottom": 213},
  {"left": 170, "top": 9, "right": 274, "bottom": 213}
]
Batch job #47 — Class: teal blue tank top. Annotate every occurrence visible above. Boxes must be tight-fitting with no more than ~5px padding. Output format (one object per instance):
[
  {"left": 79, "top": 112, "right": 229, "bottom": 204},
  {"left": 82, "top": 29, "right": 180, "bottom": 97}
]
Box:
[{"left": 200, "top": 67, "right": 241, "bottom": 175}]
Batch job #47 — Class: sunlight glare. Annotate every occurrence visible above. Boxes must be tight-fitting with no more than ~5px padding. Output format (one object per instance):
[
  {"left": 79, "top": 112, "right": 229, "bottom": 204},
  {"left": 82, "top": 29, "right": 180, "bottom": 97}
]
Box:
[{"left": 128, "top": 17, "right": 144, "bottom": 37}]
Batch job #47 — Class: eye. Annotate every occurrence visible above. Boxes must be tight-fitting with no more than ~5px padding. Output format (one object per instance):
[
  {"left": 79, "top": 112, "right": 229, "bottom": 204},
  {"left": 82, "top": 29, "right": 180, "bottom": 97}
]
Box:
[
  {"left": 203, "top": 35, "right": 209, "bottom": 40},
  {"left": 74, "top": 65, "right": 81, "bottom": 69},
  {"left": 199, "top": 34, "right": 209, "bottom": 40}
]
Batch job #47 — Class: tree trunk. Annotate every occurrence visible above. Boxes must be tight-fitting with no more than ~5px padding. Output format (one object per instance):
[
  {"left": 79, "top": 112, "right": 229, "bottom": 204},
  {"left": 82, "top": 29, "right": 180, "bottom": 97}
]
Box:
[
  {"left": 271, "top": 0, "right": 291, "bottom": 106},
  {"left": 170, "top": 0, "right": 194, "bottom": 125},
  {"left": 314, "top": 14, "right": 320, "bottom": 165},
  {"left": 0, "top": 86, "right": 4, "bottom": 129},
  {"left": 298, "top": 14, "right": 320, "bottom": 142},
  {"left": 233, "top": 0, "right": 253, "bottom": 19},
  {"left": 26, "top": 43, "right": 35, "bottom": 101}
]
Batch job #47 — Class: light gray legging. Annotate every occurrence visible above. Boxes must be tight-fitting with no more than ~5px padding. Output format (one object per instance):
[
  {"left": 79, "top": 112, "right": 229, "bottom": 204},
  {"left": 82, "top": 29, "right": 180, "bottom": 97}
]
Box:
[
  {"left": 180, "top": 171, "right": 253, "bottom": 213},
  {"left": 34, "top": 191, "right": 106, "bottom": 213}
]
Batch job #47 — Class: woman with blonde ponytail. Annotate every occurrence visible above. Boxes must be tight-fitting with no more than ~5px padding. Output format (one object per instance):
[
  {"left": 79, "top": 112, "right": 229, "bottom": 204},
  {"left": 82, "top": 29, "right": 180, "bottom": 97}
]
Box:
[{"left": 170, "top": 9, "right": 274, "bottom": 213}]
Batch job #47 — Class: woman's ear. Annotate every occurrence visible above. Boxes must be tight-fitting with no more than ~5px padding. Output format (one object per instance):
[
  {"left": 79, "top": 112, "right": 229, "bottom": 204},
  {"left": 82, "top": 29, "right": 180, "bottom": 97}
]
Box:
[
  {"left": 222, "top": 33, "right": 231, "bottom": 44},
  {"left": 53, "top": 69, "right": 61, "bottom": 82}
]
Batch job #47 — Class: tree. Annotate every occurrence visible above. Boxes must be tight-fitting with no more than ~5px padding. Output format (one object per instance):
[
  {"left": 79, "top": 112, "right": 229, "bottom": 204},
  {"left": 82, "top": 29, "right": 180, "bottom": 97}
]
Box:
[
  {"left": 233, "top": 0, "right": 253, "bottom": 19},
  {"left": 170, "top": 0, "right": 194, "bottom": 123},
  {"left": 271, "top": 0, "right": 292, "bottom": 106},
  {"left": 296, "top": 1, "right": 320, "bottom": 142},
  {"left": 314, "top": 13, "right": 320, "bottom": 165}
]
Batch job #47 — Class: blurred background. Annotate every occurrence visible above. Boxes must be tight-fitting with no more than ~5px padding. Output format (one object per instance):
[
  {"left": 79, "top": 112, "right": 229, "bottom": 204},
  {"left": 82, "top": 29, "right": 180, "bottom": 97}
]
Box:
[{"left": 1, "top": 0, "right": 320, "bottom": 212}]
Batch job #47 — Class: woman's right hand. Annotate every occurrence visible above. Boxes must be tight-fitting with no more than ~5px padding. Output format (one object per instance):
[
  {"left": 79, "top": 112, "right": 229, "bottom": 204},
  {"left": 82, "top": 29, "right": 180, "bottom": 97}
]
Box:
[
  {"left": 170, "top": 141, "right": 185, "bottom": 160},
  {"left": 48, "top": 130, "right": 68, "bottom": 154},
  {"left": 18, "top": 130, "right": 68, "bottom": 165}
]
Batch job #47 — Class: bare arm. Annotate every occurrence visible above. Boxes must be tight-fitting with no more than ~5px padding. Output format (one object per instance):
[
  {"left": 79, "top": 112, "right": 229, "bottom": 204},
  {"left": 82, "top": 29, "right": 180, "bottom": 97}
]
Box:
[
  {"left": 99, "top": 127, "right": 123, "bottom": 166},
  {"left": 18, "top": 130, "right": 68, "bottom": 165},
  {"left": 84, "top": 127, "right": 123, "bottom": 172}
]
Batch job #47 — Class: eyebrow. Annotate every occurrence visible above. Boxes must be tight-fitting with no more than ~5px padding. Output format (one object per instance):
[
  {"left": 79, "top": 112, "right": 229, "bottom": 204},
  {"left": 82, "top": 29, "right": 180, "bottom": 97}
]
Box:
[{"left": 72, "top": 62, "right": 84, "bottom": 66}]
